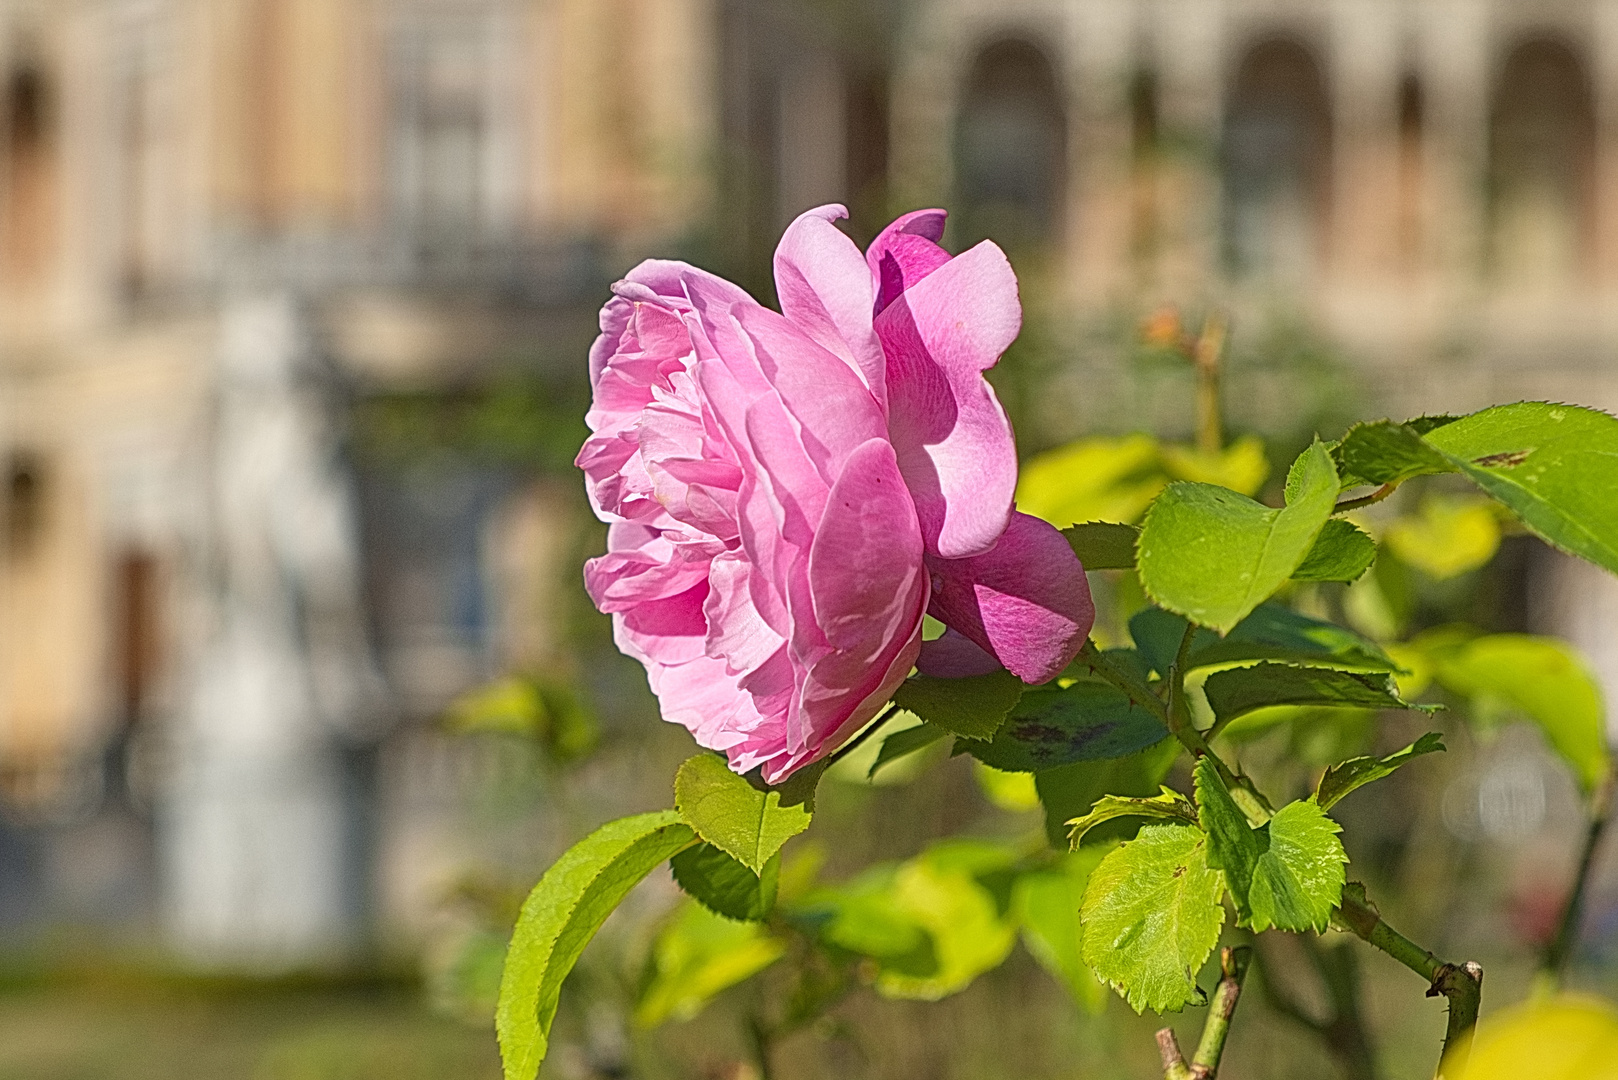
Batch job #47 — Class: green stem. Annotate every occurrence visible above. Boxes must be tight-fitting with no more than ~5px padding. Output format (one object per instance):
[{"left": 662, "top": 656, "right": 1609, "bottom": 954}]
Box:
[
  {"left": 746, "top": 1014, "right": 775, "bottom": 1080},
  {"left": 821, "top": 702, "right": 899, "bottom": 770},
  {"left": 1164, "top": 628, "right": 1272, "bottom": 821},
  {"left": 1539, "top": 776, "right": 1613, "bottom": 988},
  {"left": 1333, "top": 482, "right": 1399, "bottom": 514},
  {"left": 1193, "top": 313, "right": 1227, "bottom": 456},
  {"left": 1189, "top": 946, "right": 1251, "bottom": 1078},
  {"left": 1334, "top": 883, "right": 1482, "bottom": 1079}
]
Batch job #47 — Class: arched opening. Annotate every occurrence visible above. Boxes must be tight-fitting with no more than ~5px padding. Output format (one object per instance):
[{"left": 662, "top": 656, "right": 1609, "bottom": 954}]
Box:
[
  {"left": 954, "top": 38, "right": 1066, "bottom": 253},
  {"left": 1, "top": 58, "right": 56, "bottom": 285},
  {"left": 1396, "top": 71, "right": 1425, "bottom": 271},
  {"left": 1488, "top": 37, "right": 1594, "bottom": 288},
  {"left": 1221, "top": 36, "right": 1332, "bottom": 281}
]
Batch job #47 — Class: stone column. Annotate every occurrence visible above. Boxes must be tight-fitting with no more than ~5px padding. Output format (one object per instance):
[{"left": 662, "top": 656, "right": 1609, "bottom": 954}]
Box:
[{"left": 162, "top": 294, "right": 383, "bottom": 967}]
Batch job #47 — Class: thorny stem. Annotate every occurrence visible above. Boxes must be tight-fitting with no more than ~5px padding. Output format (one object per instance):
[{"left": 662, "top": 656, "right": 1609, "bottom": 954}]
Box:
[
  {"left": 1156, "top": 947, "right": 1251, "bottom": 1080},
  {"left": 1333, "top": 482, "right": 1399, "bottom": 514},
  {"left": 1333, "top": 883, "right": 1482, "bottom": 1079},
  {"left": 1539, "top": 774, "right": 1614, "bottom": 988},
  {"left": 821, "top": 702, "right": 899, "bottom": 770},
  {"left": 1193, "top": 313, "right": 1227, "bottom": 456}
]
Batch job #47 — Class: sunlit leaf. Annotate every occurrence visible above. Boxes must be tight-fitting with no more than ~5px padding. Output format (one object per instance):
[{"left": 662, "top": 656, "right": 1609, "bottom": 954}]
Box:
[
  {"left": 670, "top": 843, "right": 779, "bottom": 922},
  {"left": 1247, "top": 800, "right": 1347, "bottom": 933},
  {"left": 1332, "top": 419, "right": 1454, "bottom": 486},
  {"left": 1195, "top": 761, "right": 1346, "bottom": 932},
  {"left": 1421, "top": 402, "right": 1618, "bottom": 576},
  {"left": 497, "top": 812, "right": 696, "bottom": 1080},
  {"left": 1066, "top": 787, "right": 1198, "bottom": 846},
  {"left": 1160, "top": 435, "right": 1271, "bottom": 495},
  {"left": 1201, "top": 663, "right": 1429, "bottom": 729},
  {"left": 892, "top": 669, "right": 1025, "bottom": 741},
  {"left": 1018, "top": 434, "right": 1169, "bottom": 527},
  {"left": 674, "top": 754, "right": 814, "bottom": 874},
  {"left": 974, "top": 761, "right": 1042, "bottom": 811},
  {"left": 873, "top": 856, "right": 1018, "bottom": 1000},
  {"left": 964, "top": 682, "right": 1168, "bottom": 772},
  {"left": 1315, "top": 733, "right": 1446, "bottom": 810},
  {"left": 1430, "top": 633, "right": 1609, "bottom": 793},
  {"left": 1015, "top": 847, "right": 1113, "bottom": 1013},
  {"left": 1063, "top": 521, "right": 1140, "bottom": 570},
  {"left": 1137, "top": 442, "right": 1340, "bottom": 632},
  {"left": 1080, "top": 824, "right": 1225, "bottom": 1014},
  {"left": 635, "top": 901, "right": 785, "bottom": 1027},
  {"left": 1384, "top": 496, "right": 1501, "bottom": 580},
  {"left": 1293, "top": 519, "right": 1378, "bottom": 582},
  {"left": 446, "top": 675, "right": 599, "bottom": 761},
  {"left": 1445, "top": 996, "right": 1618, "bottom": 1080}
]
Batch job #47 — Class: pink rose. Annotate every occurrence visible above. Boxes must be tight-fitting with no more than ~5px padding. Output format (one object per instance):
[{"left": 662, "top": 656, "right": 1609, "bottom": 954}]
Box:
[{"left": 578, "top": 206, "right": 1094, "bottom": 782}]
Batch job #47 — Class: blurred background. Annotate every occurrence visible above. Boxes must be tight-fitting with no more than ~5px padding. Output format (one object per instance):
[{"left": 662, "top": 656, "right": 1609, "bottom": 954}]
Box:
[{"left": 1, "top": 0, "right": 1618, "bottom": 1077}]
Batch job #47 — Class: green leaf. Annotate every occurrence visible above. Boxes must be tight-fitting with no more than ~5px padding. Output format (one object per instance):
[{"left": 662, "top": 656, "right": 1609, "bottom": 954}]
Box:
[
  {"left": 1192, "top": 758, "right": 1262, "bottom": 906},
  {"left": 670, "top": 843, "right": 779, "bottom": 922},
  {"left": 674, "top": 755, "right": 814, "bottom": 874},
  {"left": 874, "top": 856, "right": 1018, "bottom": 1000},
  {"left": 1384, "top": 496, "right": 1501, "bottom": 580},
  {"left": 1431, "top": 633, "right": 1609, "bottom": 792},
  {"left": 868, "top": 721, "right": 950, "bottom": 779},
  {"left": 964, "top": 682, "right": 1169, "bottom": 772},
  {"left": 1063, "top": 522, "right": 1140, "bottom": 570},
  {"left": 1316, "top": 733, "right": 1446, "bottom": 811},
  {"left": 1080, "top": 824, "right": 1226, "bottom": 1014},
  {"left": 1333, "top": 420, "right": 1455, "bottom": 486},
  {"left": 798, "top": 866, "right": 932, "bottom": 965},
  {"left": 446, "top": 675, "right": 600, "bottom": 761},
  {"left": 1137, "top": 441, "right": 1341, "bottom": 632},
  {"left": 1036, "top": 737, "right": 1180, "bottom": 848},
  {"left": 1066, "top": 787, "right": 1198, "bottom": 846},
  {"left": 497, "top": 812, "right": 696, "bottom": 1080},
  {"left": 891, "top": 669, "right": 1026, "bottom": 741},
  {"left": 634, "top": 901, "right": 785, "bottom": 1027},
  {"left": 1015, "top": 848, "right": 1112, "bottom": 1012},
  {"left": 1202, "top": 663, "right": 1429, "bottom": 729},
  {"left": 1293, "top": 520, "right": 1378, "bottom": 582},
  {"left": 1018, "top": 434, "right": 1168, "bottom": 527},
  {"left": 1247, "top": 800, "right": 1348, "bottom": 933},
  {"left": 1195, "top": 761, "right": 1347, "bottom": 931},
  {"left": 1131, "top": 603, "right": 1397, "bottom": 676},
  {"left": 1421, "top": 402, "right": 1618, "bottom": 575}
]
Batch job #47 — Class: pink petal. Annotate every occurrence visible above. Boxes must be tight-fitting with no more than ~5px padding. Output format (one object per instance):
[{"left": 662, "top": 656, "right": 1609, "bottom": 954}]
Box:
[
  {"left": 916, "top": 628, "right": 1004, "bottom": 678},
  {"left": 876, "top": 239, "right": 1022, "bottom": 559},
  {"left": 583, "top": 523, "right": 714, "bottom": 612},
  {"left": 866, "top": 208, "right": 952, "bottom": 315},
  {"left": 928, "top": 512, "right": 1094, "bottom": 684},
  {"left": 773, "top": 205, "right": 887, "bottom": 407},
  {"left": 795, "top": 438, "right": 928, "bottom": 755}
]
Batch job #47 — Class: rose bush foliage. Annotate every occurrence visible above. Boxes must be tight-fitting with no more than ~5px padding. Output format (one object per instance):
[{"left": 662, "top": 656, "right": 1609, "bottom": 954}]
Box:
[{"left": 577, "top": 205, "right": 1094, "bottom": 782}]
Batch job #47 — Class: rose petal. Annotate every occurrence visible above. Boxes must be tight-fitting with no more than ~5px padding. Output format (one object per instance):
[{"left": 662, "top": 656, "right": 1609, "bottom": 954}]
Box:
[
  {"left": 877, "top": 239, "right": 1022, "bottom": 559},
  {"left": 866, "top": 208, "right": 952, "bottom": 316},
  {"left": 928, "top": 511, "right": 1094, "bottom": 684},
  {"left": 916, "top": 628, "right": 1004, "bottom": 678},
  {"left": 774, "top": 205, "right": 887, "bottom": 407}
]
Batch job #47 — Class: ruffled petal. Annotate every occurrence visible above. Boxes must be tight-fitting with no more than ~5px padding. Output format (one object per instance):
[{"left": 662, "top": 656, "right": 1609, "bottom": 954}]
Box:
[
  {"left": 927, "top": 512, "right": 1094, "bottom": 684},
  {"left": 876, "top": 239, "right": 1022, "bottom": 559},
  {"left": 773, "top": 205, "right": 887, "bottom": 407},
  {"left": 865, "top": 208, "right": 952, "bottom": 316}
]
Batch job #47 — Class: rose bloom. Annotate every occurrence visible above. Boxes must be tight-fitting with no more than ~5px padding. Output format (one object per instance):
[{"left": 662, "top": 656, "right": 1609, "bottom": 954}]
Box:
[{"left": 578, "top": 206, "right": 1094, "bottom": 782}]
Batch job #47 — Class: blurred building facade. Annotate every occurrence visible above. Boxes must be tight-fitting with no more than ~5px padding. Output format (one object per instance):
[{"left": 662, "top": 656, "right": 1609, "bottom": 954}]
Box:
[{"left": 1, "top": 0, "right": 1617, "bottom": 960}]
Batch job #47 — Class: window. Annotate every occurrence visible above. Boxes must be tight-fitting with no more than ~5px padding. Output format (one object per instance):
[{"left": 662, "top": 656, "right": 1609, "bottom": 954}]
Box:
[
  {"left": 389, "top": 7, "right": 497, "bottom": 262},
  {"left": 1, "top": 58, "right": 54, "bottom": 284},
  {"left": 1488, "top": 38, "right": 1594, "bottom": 288},
  {"left": 1222, "top": 37, "right": 1332, "bottom": 282},
  {"left": 955, "top": 39, "right": 1066, "bottom": 254}
]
